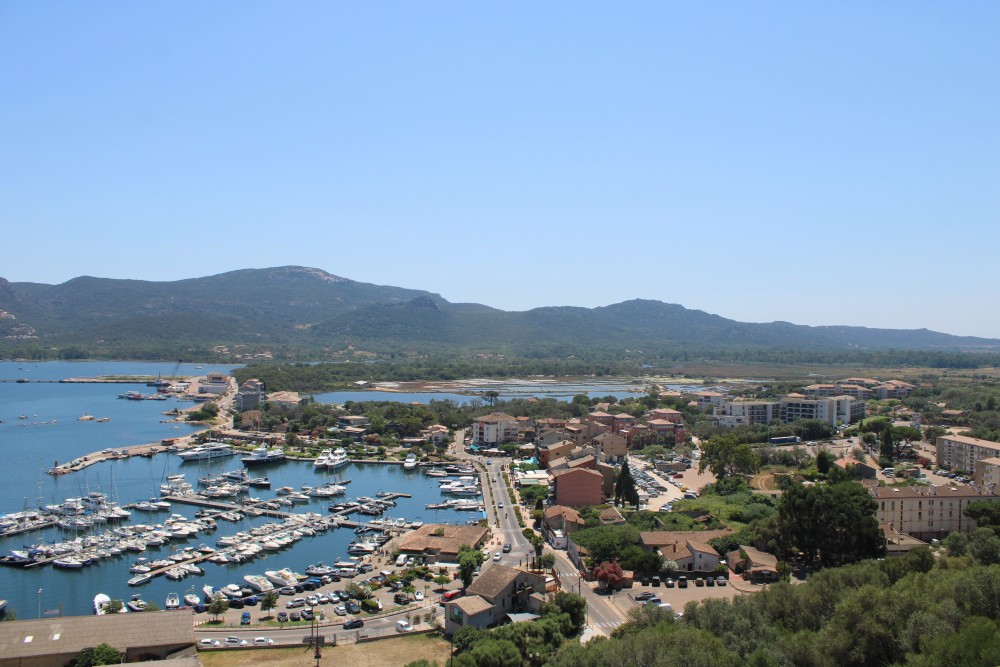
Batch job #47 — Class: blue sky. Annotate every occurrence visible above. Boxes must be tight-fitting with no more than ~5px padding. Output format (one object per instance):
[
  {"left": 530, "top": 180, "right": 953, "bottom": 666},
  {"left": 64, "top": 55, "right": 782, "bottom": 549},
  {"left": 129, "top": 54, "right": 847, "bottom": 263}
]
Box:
[{"left": 2, "top": 3, "right": 998, "bottom": 337}]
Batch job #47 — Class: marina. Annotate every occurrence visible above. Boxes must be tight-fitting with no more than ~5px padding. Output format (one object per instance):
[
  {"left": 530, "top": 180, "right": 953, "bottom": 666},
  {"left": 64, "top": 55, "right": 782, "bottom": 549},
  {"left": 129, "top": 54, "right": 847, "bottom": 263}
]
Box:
[{"left": 0, "top": 361, "right": 491, "bottom": 618}]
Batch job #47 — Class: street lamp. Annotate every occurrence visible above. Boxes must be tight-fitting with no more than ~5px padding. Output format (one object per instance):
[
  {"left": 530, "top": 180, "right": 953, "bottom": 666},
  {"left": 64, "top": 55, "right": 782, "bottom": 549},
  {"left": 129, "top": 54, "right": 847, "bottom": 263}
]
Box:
[{"left": 37, "top": 588, "right": 42, "bottom": 619}]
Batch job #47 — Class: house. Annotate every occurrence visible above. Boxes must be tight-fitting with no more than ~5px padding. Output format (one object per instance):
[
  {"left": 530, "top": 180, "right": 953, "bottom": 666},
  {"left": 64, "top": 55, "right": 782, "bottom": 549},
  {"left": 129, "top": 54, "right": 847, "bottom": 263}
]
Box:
[
  {"left": 592, "top": 432, "right": 627, "bottom": 463},
  {"left": 726, "top": 545, "right": 779, "bottom": 583},
  {"left": 396, "top": 524, "right": 490, "bottom": 564},
  {"left": 647, "top": 408, "right": 683, "bottom": 424},
  {"left": 265, "top": 391, "right": 305, "bottom": 410},
  {"left": 0, "top": 611, "right": 195, "bottom": 667},
  {"left": 471, "top": 413, "right": 519, "bottom": 445},
  {"left": 542, "top": 506, "right": 585, "bottom": 549},
  {"left": 875, "top": 380, "right": 915, "bottom": 399},
  {"left": 339, "top": 415, "right": 371, "bottom": 428},
  {"left": 584, "top": 411, "right": 615, "bottom": 428},
  {"left": 551, "top": 468, "right": 604, "bottom": 506},
  {"left": 421, "top": 424, "right": 450, "bottom": 445},
  {"left": 539, "top": 440, "right": 576, "bottom": 468},
  {"left": 833, "top": 456, "right": 876, "bottom": 479},
  {"left": 638, "top": 529, "right": 731, "bottom": 572},
  {"left": 238, "top": 410, "right": 263, "bottom": 430},
  {"left": 612, "top": 413, "right": 636, "bottom": 434},
  {"left": 444, "top": 565, "right": 549, "bottom": 635}
]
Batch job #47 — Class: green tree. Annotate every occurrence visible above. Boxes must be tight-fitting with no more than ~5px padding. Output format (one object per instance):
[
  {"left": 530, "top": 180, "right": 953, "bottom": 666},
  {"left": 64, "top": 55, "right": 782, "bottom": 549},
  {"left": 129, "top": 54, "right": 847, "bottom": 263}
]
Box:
[
  {"left": 539, "top": 553, "right": 556, "bottom": 570},
  {"left": 458, "top": 545, "right": 485, "bottom": 589},
  {"left": 74, "top": 643, "right": 122, "bottom": 667},
  {"left": 815, "top": 448, "right": 834, "bottom": 475},
  {"left": 776, "top": 481, "right": 885, "bottom": 566},
  {"left": 615, "top": 459, "right": 640, "bottom": 507},
  {"left": 468, "top": 638, "right": 522, "bottom": 667},
  {"left": 260, "top": 590, "right": 279, "bottom": 618},
  {"left": 102, "top": 599, "right": 123, "bottom": 614},
  {"left": 207, "top": 596, "right": 229, "bottom": 621},
  {"left": 542, "top": 592, "right": 588, "bottom": 632},
  {"left": 700, "top": 435, "right": 760, "bottom": 479}
]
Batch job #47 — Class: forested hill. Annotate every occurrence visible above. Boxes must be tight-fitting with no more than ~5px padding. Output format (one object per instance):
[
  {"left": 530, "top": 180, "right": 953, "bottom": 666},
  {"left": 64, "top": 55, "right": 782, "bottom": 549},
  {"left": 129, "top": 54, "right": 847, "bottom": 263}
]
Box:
[{"left": 0, "top": 266, "right": 997, "bottom": 359}]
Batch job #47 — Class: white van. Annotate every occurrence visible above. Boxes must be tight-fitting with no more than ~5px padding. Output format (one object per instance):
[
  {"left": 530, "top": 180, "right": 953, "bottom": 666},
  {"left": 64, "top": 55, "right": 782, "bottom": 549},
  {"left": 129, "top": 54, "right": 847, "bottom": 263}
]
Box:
[
  {"left": 396, "top": 619, "right": 413, "bottom": 633},
  {"left": 395, "top": 554, "right": 408, "bottom": 567}
]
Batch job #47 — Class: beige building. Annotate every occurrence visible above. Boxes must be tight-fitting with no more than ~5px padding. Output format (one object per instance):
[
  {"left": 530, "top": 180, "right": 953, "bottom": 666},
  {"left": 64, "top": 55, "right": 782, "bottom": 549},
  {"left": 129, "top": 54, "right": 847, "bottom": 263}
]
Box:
[
  {"left": 869, "top": 484, "right": 1000, "bottom": 541},
  {"left": 780, "top": 394, "right": 864, "bottom": 426},
  {"left": 936, "top": 434, "right": 1000, "bottom": 474},
  {"left": 471, "top": 412, "right": 519, "bottom": 444},
  {"left": 976, "top": 457, "right": 1000, "bottom": 488},
  {"left": 444, "top": 565, "right": 548, "bottom": 635},
  {"left": 718, "top": 400, "right": 781, "bottom": 426}
]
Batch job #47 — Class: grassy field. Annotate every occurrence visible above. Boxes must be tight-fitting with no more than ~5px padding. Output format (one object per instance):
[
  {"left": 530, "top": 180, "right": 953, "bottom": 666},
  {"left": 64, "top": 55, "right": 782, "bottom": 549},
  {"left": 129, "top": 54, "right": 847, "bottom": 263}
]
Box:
[{"left": 199, "top": 634, "right": 452, "bottom": 667}]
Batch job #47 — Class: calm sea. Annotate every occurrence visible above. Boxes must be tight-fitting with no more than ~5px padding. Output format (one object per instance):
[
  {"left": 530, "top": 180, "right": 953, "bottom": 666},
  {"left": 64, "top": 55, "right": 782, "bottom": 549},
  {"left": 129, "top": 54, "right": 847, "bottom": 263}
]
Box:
[{"left": 0, "top": 362, "right": 478, "bottom": 618}]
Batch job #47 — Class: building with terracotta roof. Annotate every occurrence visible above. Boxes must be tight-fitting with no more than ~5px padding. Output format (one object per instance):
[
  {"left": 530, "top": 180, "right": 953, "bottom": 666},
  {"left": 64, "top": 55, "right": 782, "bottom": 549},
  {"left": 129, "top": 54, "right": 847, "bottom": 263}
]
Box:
[
  {"left": 0, "top": 611, "right": 194, "bottom": 667},
  {"left": 779, "top": 394, "right": 864, "bottom": 426},
  {"left": 444, "top": 565, "right": 548, "bottom": 635},
  {"left": 638, "top": 529, "right": 729, "bottom": 572},
  {"left": 726, "top": 545, "right": 779, "bottom": 583},
  {"left": 975, "top": 457, "right": 1000, "bottom": 488},
  {"left": 396, "top": 524, "right": 490, "bottom": 563},
  {"left": 648, "top": 408, "right": 683, "bottom": 424},
  {"left": 591, "top": 432, "right": 627, "bottom": 463},
  {"left": 833, "top": 456, "right": 876, "bottom": 479},
  {"left": 542, "top": 505, "right": 585, "bottom": 549}
]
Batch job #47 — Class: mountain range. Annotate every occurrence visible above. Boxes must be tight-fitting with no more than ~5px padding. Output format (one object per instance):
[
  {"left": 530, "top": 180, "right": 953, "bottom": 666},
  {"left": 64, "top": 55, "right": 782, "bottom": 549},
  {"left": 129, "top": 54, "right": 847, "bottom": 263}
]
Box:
[{"left": 1, "top": 266, "right": 997, "bottom": 357}]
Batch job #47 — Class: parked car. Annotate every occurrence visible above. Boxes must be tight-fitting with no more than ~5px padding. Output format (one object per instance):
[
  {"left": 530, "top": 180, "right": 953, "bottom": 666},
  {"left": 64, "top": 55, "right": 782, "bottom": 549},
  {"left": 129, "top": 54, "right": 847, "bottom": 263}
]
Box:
[
  {"left": 240, "top": 611, "right": 251, "bottom": 625},
  {"left": 224, "top": 636, "right": 248, "bottom": 646},
  {"left": 334, "top": 605, "right": 347, "bottom": 616},
  {"left": 394, "top": 592, "right": 410, "bottom": 605},
  {"left": 277, "top": 612, "right": 288, "bottom": 623},
  {"left": 716, "top": 576, "right": 727, "bottom": 586},
  {"left": 289, "top": 611, "right": 301, "bottom": 622},
  {"left": 253, "top": 637, "right": 274, "bottom": 645},
  {"left": 396, "top": 619, "right": 413, "bottom": 633},
  {"left": 635, "top": 592, "right": 656, "bottom": 601},
  {"left": 199, "top": 639, "right": 221, "bottom": 648},
  {"left": 343, "top": 619, "right": 364, "bottom": 630},
  {"left": 301, "top": 609, "right": 314, "bottom": 621},
  {"left": 345, "top": 601, "right": 360, "bottom": 614},
  {"left": 414, "top": 591, "right": 424, "bottom": 601}
]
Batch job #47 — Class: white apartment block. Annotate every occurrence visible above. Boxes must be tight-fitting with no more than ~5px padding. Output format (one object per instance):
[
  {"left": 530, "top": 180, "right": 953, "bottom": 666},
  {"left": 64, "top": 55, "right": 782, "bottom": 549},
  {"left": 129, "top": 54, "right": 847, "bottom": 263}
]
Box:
[
  {"left": 779, "top": 394, "right": 864, "bottom": 426},
  {"left": 719, "top": 400, "right": 781, "bottom": 425},
  {"left": 870, "top": 484, "right": 1000, "bottom": 541},
  {"left": 470, "top": 412, "right": 519, "bottom": 444},
  {"left": 936, "top": 434, "right": 1000, "bottom": 474}
]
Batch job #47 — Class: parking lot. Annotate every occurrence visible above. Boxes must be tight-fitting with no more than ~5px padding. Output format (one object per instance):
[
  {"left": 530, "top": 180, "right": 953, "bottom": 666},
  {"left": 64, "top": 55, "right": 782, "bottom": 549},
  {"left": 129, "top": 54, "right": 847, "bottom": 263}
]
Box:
[
  {"left": 615, "top": 574, "right": 743, "bottom": 617},
  {"left": 628, "top": 452, "right": 717, "bottom": 512}
]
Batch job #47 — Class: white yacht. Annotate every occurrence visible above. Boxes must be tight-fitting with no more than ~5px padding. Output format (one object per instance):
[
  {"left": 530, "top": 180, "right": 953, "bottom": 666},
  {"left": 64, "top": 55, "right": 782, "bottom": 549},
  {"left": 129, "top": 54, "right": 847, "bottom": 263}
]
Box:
[
  {"left": 165, "top": 592, "right": 180, "bottom": 609},
  {"left": 264, "top": 568, "right": 300, "bottom": 588},
  {"left": 177, "top": 443, "right": 235, "bottom": 462},
  {"left": 403, "top": 453, "right": 418, "bottom": 470},
  {"left": 313, "top": 449, "right": 332, "bottom": 467},
  {"left": 244, "top": 574, "right": 274, "bottom": 593},
  {"left": 327, "top": 448, "right": 349, "bottom": 470}
]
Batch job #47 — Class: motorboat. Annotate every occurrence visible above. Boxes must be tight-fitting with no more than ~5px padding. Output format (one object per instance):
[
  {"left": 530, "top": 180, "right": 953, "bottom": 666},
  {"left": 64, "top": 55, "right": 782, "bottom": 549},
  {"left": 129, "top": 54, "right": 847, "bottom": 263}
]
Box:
[
  {"left": 425, "top": 468, "right": 448, "bottom": 477},
  {"left": 184, "top": 593, "right": 201, "bottom": 607},
  {"left": 53, "top": 557, "right": 84, "bottom": 569},
  {"left": 165, "top": 592, "right": 180, "bottom": 609},
  {"left": 128, "top": 573, "right": 152, "bottom": 586},
  {"left": 313, "top": 449, "right": 332, "bottom": 467},
  {"left": 347, "top": 541, "right": 377, "bottom": 555},
  {"left": 403, "top": 453, "right": 418, "bottom": 470},
  {"left": 244, "top": 574, "right": 274, "bottom": 592},
  {"left": 264, "top": 568, "right": 299, "bottom": 587},
  {"left": 126, "top": 595, "right": 147, "bottom": 612}
]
